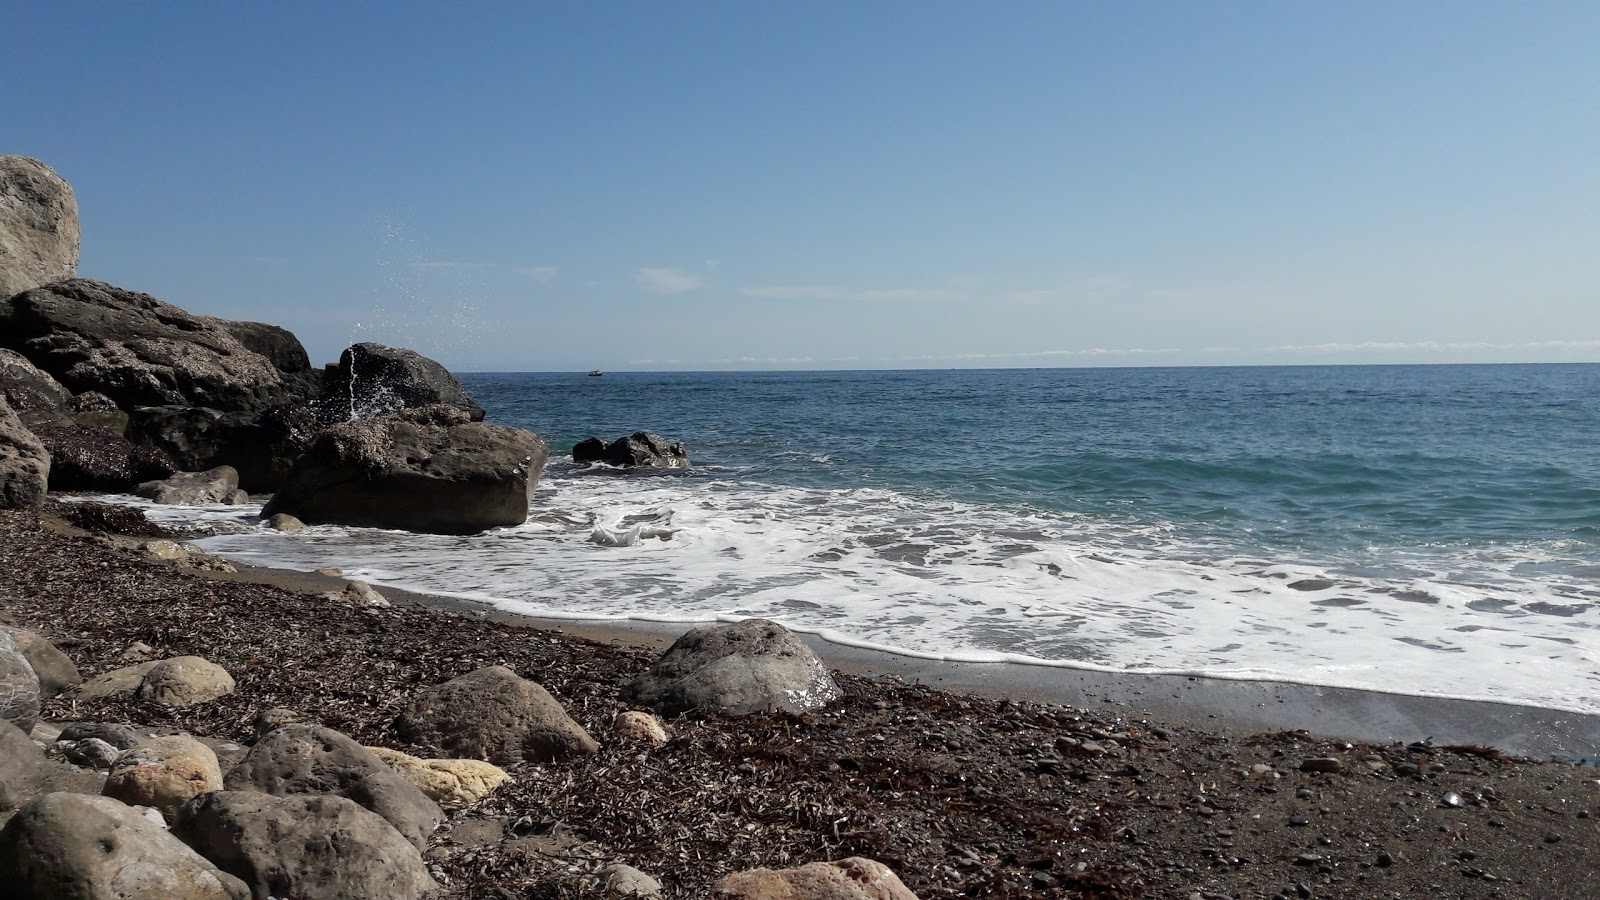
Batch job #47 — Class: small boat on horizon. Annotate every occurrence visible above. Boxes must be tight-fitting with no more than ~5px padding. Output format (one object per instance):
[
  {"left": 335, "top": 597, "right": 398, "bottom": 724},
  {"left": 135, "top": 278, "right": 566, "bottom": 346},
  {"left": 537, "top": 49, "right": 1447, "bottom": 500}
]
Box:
[{"left": 588, "top": 369, "right": 604, "bottom": 377}]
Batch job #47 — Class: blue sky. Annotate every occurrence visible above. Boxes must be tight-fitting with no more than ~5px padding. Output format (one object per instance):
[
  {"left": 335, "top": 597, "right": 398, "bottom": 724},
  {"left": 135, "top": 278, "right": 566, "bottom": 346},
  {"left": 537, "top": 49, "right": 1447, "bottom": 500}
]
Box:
[{"left": 6, "top": 2, "right": 1598, "bottom": 371}]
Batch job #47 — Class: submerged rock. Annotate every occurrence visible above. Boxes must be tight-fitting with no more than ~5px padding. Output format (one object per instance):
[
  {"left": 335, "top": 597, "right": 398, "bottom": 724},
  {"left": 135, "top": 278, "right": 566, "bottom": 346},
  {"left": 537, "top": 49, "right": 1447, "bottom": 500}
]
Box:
[{"left": 573, "top": 431, "right": 690, "bottom": 468}]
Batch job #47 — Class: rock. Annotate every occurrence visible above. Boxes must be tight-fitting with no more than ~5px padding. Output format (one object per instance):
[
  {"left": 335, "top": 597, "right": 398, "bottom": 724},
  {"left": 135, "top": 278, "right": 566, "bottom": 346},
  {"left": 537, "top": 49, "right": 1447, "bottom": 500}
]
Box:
[
  {"left": 50, "top": 737, "right": 122, "bottom": 770},
  {"left": 34, "top": 420, "right": 176, "bottom": 491},
  {"left": 316, "top": 341, "right": 484, "bottom": 423},
  {"left": 76, "top": 656, "right": 235, "bottom": 708},
  {"left": 59, "top": 500, "right": 170, "bottom": 537},
  {"left": 263, "top": 403, "right": 547, "bottom": 535},
  {"left": 589, "top": 862, "right": 664, "bottom": 898},
  {"left": 138, "top": 540, "right": 238, "bottom": 573},
  {"left": 364, "top": 746, "right": 510, "bottom": 804},
  {"left": 0, "top": 630, "right": 41, "bottom": 731},
  {"left": 120, "top": 641, "right": 157, "bottom": 661},
  {"left": 0, "top": 347, "right": 72, "bottom": 428},
  {"left": 173, "top": 791, "right": 436, "bottom": 900},
  {"left": 1300, "top": 757, "right": 1344, "bottom": 774},
  {"left": 621, "top": 619, "right": 843, "bottom": 716},
  {"left": 265, "top": 512, "right": 303, "bottom": 531},
  {"left": 0, "top": 625, "right": 80, "bottom": 698},
  {"left": 711, "top": 857, "right": 919, "bottom": 900},
  {"left": 326, "top": 580, "right": 390, "bottom": 608},
  {"left": 248, "top": 707, "right": 305, "bottom": 740},
  {"left": 136, "top": 465, "right": 242, "bottom": 505},
  {"left": 573, "top": 431, "right": 690, "bottom": 468},
  {"left": 0, "top": 156, "right": 79, "bottom": 300},
  {"left": 103, "top": 735, "right": 223, "bottom": 816},
  {"left": 0, "top": 396, "right": 48, "bottom": 509},
  {"left": 211, "top": 319, "right": 320, "bottom": 402},
  {"left": 0, "top": 719, "right": 50, "bottom": 811},
  {"left": 0, "top": 278, "right": 295, "bottom": 412},
  {"left": 614, "top": 711, "right": 670, "bottom": 745},
  {"left": 224, "top": 723, "right": 442, "bottom": 849},
  {"left": 0, "top": 792, "right": 249, "bottom": 900},
  {"left": 127, "top": 403, "right": 320, "bottom": 493},
  {"left": 59, "top": 721, "right": 152, "bottom": 750},
  {"left": 396, "top": 665, "right": 599, "bottom": 766}
]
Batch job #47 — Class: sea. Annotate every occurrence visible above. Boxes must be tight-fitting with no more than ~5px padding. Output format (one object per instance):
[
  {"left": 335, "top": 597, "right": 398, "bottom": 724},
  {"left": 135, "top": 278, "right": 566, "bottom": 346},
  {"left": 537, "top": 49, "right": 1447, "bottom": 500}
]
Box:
[{"left": 123, "top": 364, "right": 1600, "bottom": 716}]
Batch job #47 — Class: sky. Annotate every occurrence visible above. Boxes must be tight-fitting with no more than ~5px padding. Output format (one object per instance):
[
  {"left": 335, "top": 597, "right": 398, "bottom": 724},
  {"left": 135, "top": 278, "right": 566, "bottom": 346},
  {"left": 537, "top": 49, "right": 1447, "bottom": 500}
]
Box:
[{"left": 5, "top": 2, "right": 1598, "bottom": 372}]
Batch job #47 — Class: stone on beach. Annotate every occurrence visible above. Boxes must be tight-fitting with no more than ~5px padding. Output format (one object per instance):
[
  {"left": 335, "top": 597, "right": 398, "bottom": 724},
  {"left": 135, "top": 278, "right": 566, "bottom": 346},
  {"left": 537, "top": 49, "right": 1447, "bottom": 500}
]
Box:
[
  {"left": 224, "top": 723, "right": 443, "bottom": 849},
  {"left": 589, "top": 862, "right": 665, "bottom": 898},
  {"left": 33, "top": 421, "right": 176, "bottom": 492},
  {"left": 0, "top": 624, "right": 80, "bottom": 699},
  {"left": 621, "top": 619, "right": 843, "bottom": 716},
  {"left": 0, "top": 792, "right": 250, "bottom": 900},
  {"left": 76, "top": 655, "right": 236, "bottom": 708},
  {"left": 102, "top": 735, "right": 223, "bottom": 817},
  {"left": 613, "top": 710, "right": 671, "bottom": 745},
  {"left": 710, "top": 857, "right": 920, "bottom": 900},
  {"left": 395, "top": 664, "right": 599, "bottom": 765},
  {"left": 0, "top": 395, "right": 49, "bottom": 510},
  {"left": 263, "top": 403, "right": 548, "bottom": 535},
  {"left": 0, "top": 155, "right": 79, "bottom": 300},
  {"left": 172, "top": 790, "right": 437, "bottom": 900},
  {"left": 0, "top": 630, "right": 41, "bottom": 731},
  {"left": 364, "top": 745, "right": 511, "bottom": 804},
  {"left": 265, "top": 512, "right": 303, "bottom": 531},
  {"left": 326, "top": 579, "right": 390, "bottom": 608},
  {"left": 0, "top": 719, "right": 51, "bottom": 811},
  {"left": 136, "top": 465, "right": 244, "bottom": 505}
]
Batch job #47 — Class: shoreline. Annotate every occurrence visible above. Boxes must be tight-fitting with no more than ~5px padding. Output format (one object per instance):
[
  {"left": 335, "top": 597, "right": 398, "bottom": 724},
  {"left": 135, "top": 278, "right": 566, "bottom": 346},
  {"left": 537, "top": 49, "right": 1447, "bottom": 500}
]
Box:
[{"left": 208, "top": 559, "right": 1600, "bottom": 763}]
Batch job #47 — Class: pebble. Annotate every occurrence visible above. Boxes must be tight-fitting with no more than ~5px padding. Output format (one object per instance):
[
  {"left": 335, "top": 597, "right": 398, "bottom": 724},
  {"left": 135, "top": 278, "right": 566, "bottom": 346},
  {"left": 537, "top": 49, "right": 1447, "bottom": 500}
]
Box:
[
  {"left": 1300, "top": 757, "right": 1343, "bottom": 773},
  {"left": 1294, "top": 853, "right": 1322, "bottom": 866},
  {"left": 1288, "top": 816, "right": 1311, "bottom": 827},
  {"left": 1376, "top": 852, "right": 1395, "bottom": 867},
  {"left": 1295, "top": 788, "right": 1315, "bottom": 800},
  {"left": 1441, "top": 792, "right": 1464, "bottom": 808}
]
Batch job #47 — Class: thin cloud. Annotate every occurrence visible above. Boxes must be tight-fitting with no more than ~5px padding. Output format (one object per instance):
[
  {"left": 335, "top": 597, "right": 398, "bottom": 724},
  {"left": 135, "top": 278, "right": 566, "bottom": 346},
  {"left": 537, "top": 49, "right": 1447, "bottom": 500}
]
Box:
[
  {"left": 406, "top": 260, "right": 493, "bottom": 272},
  {"left": 1262, "top": 339, "right": 1600, "bottom": 354},
  {"left": 741, "top": 284, "right": 963, "bottom": 302},
  {"left": 638, "top": 267, "right": 704, "bottom": 294},
  {"left": 513, "top": 266, "right": 558, "bottom": 283}
]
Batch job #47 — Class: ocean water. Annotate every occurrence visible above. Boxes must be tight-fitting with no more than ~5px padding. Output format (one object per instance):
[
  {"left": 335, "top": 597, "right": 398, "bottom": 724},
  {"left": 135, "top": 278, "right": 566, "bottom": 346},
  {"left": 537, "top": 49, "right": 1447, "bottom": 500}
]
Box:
[{"left": 142, "top": 365, "right": 1600, "bottom": 714}]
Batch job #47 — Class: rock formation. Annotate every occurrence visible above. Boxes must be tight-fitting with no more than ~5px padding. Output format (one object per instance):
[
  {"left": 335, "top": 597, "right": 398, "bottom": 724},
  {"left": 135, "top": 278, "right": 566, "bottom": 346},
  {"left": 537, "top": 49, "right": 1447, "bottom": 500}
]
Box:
[
  {"left": 316, "top": 341, "right": 484, "bottom": 423},
  {"left": 0, "top": 156, "right": 79, "bottom": 300},
  {"left": 573, "top": 431, "right": 690, "bottom": 468}
]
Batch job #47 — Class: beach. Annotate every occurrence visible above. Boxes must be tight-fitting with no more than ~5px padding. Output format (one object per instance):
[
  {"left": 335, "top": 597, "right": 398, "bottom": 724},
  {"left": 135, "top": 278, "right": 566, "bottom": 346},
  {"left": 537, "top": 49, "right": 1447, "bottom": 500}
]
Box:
[{"left": 6, "top": 501, "right": 1598, "bottom": 899}]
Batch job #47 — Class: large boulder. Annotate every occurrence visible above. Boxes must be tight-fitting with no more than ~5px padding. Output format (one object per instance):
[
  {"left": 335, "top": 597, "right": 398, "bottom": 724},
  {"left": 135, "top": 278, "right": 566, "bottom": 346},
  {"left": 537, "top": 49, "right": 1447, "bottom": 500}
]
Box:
[
  {"left": 0, "top": 719, "right": 50, "bottom": 811},
  {"left": 128, "top": 403, "right": 320, "bottom": 493},
  {"left": 711, "top": 857, "right": 919, "bottom": 900},
  {"left": 0, "top": 626, "right": 81, "bottom": 698},
  {"left": 0, "top": 396, "right": 48, "bottom": 509},
  {"left": 0, "top": 792, "right": 250, "bottom": 899},
  {"left": 0, "top": 156, "right": 79, "bottom": 301},
  {"left": 262, "top": 404, "right": 546, "bottom": 535},
  {"left": 102, "top": 735, "right": 223, "bottom": 817},
  {"left": 316, "top": 341, "right": 484, "bottom": 423},
  {"left": 621, "top": 619, "right": 843, "bottom": 717},
  {"left": 34, "top": 421, "right": 175, "bottom": 492},
  {"left": 573, "top": 431, "right": 691, "bottom": 468},
  {"left": 224, "top": 724, "right": 442, "bottom": 849},
  {"left": 0, "top": 278, "right": 296, "bottom": 413},
  {"left": 0, "top": 347, "right": 73, "bottom": 428},
  {"left": 0, "top": 630, "right": 41, "bottom": 732},
  {"left": 173, "top": 791, "right": 436, "bottom": 900},
  {"left": 76, "top": 656, "right": 235, "bottom": 708},
  {"left": 395, "top": 665, "right": 599, "bottom": 766},
  {"left": 135, "top": 465, "right": 244, "bottom": 505}
]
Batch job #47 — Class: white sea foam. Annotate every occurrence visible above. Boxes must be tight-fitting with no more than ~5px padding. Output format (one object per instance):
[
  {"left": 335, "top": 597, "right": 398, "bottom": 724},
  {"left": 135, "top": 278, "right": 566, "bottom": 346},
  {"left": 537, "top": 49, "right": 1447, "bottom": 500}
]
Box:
[{"left": 102, "top": 467, "right": 1600, "bottom": 715}]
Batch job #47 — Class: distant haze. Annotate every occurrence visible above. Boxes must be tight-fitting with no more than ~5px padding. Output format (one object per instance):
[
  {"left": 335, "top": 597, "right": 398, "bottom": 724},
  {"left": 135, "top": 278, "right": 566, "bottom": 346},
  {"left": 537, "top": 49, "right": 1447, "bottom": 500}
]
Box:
[{"left": 7, "top": 3, "right": 1598, "bottom": 372}]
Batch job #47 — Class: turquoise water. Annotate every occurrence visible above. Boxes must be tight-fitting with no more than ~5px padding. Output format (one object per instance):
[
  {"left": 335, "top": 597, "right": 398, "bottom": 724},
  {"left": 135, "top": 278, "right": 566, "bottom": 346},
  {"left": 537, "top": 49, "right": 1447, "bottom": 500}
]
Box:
[{"left": 171, "top": 364, "right": 1600, "bottom": 713}]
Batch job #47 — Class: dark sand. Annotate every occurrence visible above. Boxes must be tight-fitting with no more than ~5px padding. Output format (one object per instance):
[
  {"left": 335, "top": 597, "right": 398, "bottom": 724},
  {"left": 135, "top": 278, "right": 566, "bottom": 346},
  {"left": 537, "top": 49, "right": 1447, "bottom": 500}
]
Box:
[{"left": 8, "top": 503, "right": 1600, "bottom": 899}]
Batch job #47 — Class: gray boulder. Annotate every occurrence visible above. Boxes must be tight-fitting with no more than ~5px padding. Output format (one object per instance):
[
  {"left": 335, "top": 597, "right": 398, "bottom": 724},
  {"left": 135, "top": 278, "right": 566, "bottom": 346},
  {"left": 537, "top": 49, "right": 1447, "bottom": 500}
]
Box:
[
  {"left": 316, "top": 341, "right": 484, "bottom": 423},
  {"left": 573, "top": 431, "right": 690, "bottom": 468},
  {"left": 621, "top": 619, "right": 843, "bottom": 716},
  {"left": 0, "top": 719, "right": 50, "bottom": 811},
  {"left": 0, "top": 156, "right": 79, "bottom": 301},
  {"left": 0, "top": 396, "right": 48, "bottom": 509},
  {"left": 0, "top": 630, "right": 41, "bottom": 732},
  {"left": 262, "top": 404, "right": 546, "bottom": 535},
  {"left": 136, "top": 465, "right": 243, "bottom": 505},
  {"left": 0, "top": 792, "right": 250, "bottom": 900},
  {"left": 76, "top": 656, "right": 235, "bottom": 708},
  {"left": 0, "top": 347, "right": 73, "bottom": 428},
  {"left": 224, "top": 724, "right": 442, "bottom": 849},
  {"left": 0, "top": 626, "right": 80, "bottom": 698},
  {"left": 58, "top": 722, "right": 153, "bottom": 750},
  {"left": 396, "top": 665, "right": 599, "bottom": 766},
  {"left": 0, "top": 278, "right": 295, "bottom": 413},
  {"left": 173, "top": 791, "right": 436, "bottom": 900}
]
